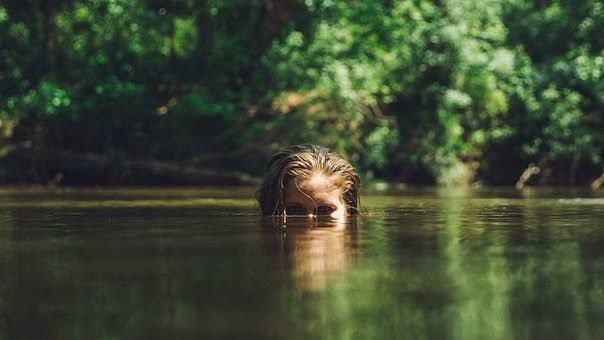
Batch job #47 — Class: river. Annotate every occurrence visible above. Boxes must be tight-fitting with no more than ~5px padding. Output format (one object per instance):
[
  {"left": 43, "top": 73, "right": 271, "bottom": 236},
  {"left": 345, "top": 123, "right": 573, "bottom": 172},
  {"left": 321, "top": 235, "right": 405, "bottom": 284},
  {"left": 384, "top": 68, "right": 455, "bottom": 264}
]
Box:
[{"left": 0, "top": 187, "right": 603, "bottom": 339}]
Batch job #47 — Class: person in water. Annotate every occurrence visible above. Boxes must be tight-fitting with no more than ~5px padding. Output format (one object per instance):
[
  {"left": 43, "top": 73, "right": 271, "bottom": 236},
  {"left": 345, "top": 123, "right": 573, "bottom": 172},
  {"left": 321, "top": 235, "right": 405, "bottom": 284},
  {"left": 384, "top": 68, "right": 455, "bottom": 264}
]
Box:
[{"left": 256, "top": 144, "right": 360, "bottom": 217}]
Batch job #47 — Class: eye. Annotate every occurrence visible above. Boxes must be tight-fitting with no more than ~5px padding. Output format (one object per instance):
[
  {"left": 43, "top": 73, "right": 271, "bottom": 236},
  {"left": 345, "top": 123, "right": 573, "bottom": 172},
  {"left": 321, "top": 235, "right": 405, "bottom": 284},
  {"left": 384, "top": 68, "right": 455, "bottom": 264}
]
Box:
[
  {"left": 285, "top": 206, "right": 307, "bottom": 215},
  {"left": 316, "top": 205, "right": 335, "bottom": 215}
]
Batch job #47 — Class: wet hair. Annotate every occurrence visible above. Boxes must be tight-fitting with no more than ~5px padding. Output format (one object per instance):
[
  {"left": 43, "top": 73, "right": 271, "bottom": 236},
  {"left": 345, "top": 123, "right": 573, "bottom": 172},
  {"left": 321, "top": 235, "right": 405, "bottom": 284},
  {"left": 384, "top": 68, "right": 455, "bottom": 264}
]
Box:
[{"left": 256, "top": 144, "right": 360, "bottom": 216}]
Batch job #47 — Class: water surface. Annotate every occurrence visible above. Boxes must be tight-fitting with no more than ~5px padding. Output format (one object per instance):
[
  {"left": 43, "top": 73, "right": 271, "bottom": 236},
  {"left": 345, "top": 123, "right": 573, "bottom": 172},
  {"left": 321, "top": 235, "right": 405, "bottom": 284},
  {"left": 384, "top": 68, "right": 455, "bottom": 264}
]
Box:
[{"left": 0, "top": 187, "right": 603, "bottom": 339}]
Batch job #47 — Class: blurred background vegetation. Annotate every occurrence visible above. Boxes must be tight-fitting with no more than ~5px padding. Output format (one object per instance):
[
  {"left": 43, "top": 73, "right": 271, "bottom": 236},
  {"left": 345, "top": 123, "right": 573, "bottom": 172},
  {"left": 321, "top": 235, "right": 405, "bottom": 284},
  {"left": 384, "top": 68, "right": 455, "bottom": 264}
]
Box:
[{"left": 0, "top": 0, "right": 602, "bottom": 186}]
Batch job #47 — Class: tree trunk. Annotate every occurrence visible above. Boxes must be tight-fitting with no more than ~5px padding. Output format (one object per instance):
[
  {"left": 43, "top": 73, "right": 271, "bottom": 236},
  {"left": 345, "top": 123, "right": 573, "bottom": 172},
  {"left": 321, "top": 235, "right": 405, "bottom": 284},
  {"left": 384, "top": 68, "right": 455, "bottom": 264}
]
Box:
[
  {"left": 568, "top": 149, "right": 580, "bottom": 186},
  {"left": 41, "top": 0, "right": 58, "bottom": 70},
  {"left": 19, "top": 148, "right": 260, "bottom": 185},
  {"left": 255, "top": 0, "right": 296, "bottom": 59},
  {"left": 169, "top": 16, "right": 175, "bottom": 60},
  {"left": 591, "top": 166, "right": 604, "bottom": 189},
  {"left": 196, "top": 1, "right": 212, "bottom": 76},
  {"left": 516, "top": 164, "right": 541, "bottom": 189}
]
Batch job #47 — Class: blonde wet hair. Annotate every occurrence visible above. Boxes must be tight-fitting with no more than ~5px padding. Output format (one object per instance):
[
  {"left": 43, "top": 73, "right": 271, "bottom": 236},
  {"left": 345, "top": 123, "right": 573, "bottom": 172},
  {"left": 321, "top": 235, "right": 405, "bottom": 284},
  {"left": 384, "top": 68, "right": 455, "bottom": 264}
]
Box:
[{"left": 256, "top": 144, "right": 360, "bottom": 216}]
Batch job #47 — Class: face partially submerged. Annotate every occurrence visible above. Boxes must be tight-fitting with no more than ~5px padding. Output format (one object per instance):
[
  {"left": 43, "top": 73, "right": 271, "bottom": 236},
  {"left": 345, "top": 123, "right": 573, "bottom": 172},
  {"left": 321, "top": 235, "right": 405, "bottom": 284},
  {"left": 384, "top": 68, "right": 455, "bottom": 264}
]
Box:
[
  {"left": 256, "top": 144, "right": 359, "bottom": 216},
  {"left": 283, "top": 174, "right": 346, "bottom": 218}
]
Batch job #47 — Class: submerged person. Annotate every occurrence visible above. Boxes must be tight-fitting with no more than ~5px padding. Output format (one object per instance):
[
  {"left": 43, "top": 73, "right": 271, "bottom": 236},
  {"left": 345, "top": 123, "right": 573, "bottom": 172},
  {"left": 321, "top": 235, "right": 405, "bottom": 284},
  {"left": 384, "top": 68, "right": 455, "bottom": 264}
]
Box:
[{"left": 256, "top": 144, "right": 360, "bottom": 217}]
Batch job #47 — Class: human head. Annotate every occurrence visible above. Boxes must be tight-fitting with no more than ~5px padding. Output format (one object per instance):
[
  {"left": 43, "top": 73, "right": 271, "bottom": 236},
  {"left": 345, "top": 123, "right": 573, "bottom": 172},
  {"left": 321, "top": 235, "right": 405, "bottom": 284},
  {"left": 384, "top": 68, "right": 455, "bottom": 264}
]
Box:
[{"left": 256, "top": 144, "right": 360, "bottom": 217}]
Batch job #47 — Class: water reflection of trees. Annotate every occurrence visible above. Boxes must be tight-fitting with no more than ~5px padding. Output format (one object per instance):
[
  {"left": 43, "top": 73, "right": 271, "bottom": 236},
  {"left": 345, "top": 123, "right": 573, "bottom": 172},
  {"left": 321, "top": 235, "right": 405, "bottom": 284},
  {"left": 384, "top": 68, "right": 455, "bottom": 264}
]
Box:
[
  {"left": 1, "top": 195, "right": 603, "bottom": 339},
  {"left": 274, "top": 198, "right": 604, "bottom": 338},
  {"left": 436, "top": 198, "right": 604, "bottom": 339}
]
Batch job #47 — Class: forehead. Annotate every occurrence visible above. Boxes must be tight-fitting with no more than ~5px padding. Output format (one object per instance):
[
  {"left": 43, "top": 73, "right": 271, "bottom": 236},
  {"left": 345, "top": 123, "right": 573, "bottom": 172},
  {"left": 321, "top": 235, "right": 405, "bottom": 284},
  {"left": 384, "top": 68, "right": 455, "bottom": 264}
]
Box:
[{"left": 283, "top": 174, "right": 342, "bottom": 205}]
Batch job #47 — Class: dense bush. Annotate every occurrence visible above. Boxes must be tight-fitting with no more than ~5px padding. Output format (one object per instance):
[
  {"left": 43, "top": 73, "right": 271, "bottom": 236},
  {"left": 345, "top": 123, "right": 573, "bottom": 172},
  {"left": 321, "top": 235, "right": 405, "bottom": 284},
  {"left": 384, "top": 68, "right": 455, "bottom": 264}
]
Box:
[{"left": 0, "top": 0, "right": 602, "bottom": 185}]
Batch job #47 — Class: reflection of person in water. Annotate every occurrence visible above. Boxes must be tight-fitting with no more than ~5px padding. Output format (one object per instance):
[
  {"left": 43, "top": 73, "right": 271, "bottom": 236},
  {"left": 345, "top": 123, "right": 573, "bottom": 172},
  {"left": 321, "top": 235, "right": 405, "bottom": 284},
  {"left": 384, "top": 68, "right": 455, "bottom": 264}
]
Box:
[
  {"left": 275, "top": 223, "right": 358, "bottom": 290},
  {"left": 256, "top": 144, "right": 361, "bottom": 217}
]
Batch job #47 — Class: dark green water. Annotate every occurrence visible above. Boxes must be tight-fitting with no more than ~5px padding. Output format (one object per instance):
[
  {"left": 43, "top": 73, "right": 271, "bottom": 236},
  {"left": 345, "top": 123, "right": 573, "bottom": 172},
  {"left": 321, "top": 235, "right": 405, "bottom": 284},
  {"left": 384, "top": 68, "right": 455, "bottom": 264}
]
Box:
[{"left": 1, "top": 188, "right": 603, "bottom": 339}]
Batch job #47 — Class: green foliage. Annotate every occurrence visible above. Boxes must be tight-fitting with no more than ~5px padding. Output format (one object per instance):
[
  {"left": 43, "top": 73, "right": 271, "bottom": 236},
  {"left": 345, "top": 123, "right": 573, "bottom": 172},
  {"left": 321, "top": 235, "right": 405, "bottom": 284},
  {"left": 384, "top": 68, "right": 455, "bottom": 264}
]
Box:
[{"left": 0, "top": 0, "right": 602, "bottom": 185}]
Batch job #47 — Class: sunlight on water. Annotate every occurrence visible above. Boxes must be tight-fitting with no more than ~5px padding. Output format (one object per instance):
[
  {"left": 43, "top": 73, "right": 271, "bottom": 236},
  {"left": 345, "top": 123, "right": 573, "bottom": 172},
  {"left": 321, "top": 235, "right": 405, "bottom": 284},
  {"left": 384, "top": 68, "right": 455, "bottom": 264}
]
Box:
[{"left": 0, "top": 187, "right": 603, "bottom": 338}]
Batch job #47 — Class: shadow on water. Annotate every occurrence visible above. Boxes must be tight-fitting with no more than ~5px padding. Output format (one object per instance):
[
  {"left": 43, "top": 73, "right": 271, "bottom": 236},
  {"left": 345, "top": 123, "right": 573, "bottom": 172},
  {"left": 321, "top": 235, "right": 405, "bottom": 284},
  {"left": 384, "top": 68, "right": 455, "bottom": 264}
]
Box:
[{"left": 0, "top": 188, "right": 603, "bottom": 339}]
